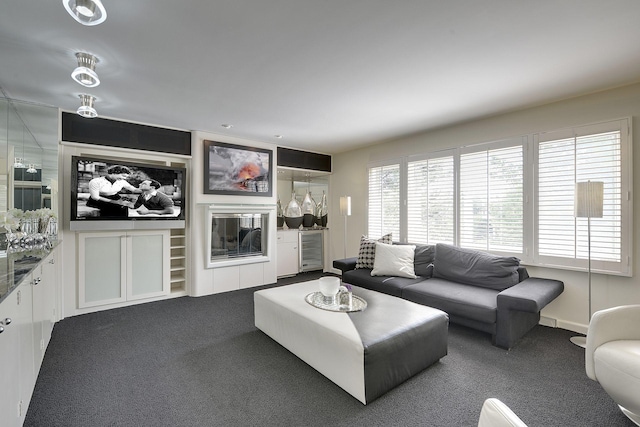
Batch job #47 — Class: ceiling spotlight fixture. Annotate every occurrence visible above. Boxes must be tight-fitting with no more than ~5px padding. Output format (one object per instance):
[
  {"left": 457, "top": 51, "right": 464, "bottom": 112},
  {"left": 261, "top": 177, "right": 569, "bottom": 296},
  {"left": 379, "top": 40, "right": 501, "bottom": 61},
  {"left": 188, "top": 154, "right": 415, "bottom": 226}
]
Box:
[
  {"left": 71, "top": 52, "right": 100, "bottom": 87},
  {"left": 221, "top": 124, "right": 233, "bottom": 129},
  {"left": 63, "top": 0, "right": 107, "bottom": 26},
  {"left": 77, "top": 94, "right": 98, "bottom": 118},
  {"left": 274, "top": 135, "right": 283, "bottom": 139},
  {"left": 26, "top": 165, "right": 38, "bottom": 174}
]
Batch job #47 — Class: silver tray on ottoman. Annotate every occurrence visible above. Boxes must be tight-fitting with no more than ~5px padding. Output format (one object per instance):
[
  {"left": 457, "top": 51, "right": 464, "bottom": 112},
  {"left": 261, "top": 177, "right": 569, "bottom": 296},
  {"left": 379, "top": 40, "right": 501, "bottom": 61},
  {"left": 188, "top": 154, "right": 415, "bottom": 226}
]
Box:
[{"left": 305, "top": 292, "right": 367, "bottom": 312}]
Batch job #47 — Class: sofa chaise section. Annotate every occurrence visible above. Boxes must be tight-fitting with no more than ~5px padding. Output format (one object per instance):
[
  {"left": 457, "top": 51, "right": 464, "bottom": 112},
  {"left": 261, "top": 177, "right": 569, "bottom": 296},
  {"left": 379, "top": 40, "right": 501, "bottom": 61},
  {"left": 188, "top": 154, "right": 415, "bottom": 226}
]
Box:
[{"left": 334, "top": 243, "right": 564, "bottom": 349}]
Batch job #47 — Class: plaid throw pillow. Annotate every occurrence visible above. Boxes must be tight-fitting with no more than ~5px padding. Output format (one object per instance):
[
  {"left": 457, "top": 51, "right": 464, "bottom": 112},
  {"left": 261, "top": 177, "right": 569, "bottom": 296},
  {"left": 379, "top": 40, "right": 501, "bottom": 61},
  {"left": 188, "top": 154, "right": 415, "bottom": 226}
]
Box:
[{"left": 355, "top": 233, "right": 392, "bottom": 269}]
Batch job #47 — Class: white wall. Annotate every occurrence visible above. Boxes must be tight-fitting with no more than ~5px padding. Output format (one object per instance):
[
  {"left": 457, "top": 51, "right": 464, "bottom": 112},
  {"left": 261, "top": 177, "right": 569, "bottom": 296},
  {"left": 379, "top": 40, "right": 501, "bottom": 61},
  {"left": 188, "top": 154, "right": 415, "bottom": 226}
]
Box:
[
  {"left": 329, "top": 82, "right": 640, "bottom": 334},
  {"left": 189, "top": 131, "right": 277, "bottom": 297}
]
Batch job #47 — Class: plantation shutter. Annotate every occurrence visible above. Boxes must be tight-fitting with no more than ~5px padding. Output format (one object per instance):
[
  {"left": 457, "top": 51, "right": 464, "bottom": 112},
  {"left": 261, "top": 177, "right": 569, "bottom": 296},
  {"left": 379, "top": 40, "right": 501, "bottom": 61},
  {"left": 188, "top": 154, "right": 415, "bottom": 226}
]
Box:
[
  {"left": 537, "top": 120, "right": 626, "bottom": 273},
  {"left": 459, "top": 144, "right": 523, "bottom": 253},
  {"left": 367, "top": 163, "right": 400, "bottom": 240},
  {"left": 407, "top": 155, "right": 455, "bottom": 244}
]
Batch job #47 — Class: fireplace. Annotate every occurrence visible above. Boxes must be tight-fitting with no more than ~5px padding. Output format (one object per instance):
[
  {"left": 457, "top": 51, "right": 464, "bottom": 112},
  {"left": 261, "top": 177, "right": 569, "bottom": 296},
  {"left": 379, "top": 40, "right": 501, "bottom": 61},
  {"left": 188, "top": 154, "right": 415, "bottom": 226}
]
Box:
[{"left": 206, "top": 204, "right": 274, "bottom": 268}]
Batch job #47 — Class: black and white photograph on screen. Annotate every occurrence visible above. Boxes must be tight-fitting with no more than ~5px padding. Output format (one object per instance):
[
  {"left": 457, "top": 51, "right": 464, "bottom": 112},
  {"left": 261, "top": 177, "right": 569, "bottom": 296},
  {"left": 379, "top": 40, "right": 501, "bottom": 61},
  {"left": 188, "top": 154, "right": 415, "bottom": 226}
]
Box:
[{"left": 72, "top": 157, "right": 184, "bottom": 220}]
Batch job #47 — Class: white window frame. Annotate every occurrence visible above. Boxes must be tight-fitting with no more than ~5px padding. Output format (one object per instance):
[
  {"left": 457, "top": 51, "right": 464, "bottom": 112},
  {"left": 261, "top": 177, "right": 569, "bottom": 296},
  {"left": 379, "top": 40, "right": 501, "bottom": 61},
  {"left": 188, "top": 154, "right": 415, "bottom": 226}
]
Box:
[
  {"left": 366, "top": 159, "right": 403, "bottom": 240},
  {"left": 458, "top": 137, "right": 527, "bottom": 257},
  {"left": 533, "top": 118, "right": 632, "bottom": 276},
  {"left": 406, "top": 149, "right": 457, "bottom": 245}
]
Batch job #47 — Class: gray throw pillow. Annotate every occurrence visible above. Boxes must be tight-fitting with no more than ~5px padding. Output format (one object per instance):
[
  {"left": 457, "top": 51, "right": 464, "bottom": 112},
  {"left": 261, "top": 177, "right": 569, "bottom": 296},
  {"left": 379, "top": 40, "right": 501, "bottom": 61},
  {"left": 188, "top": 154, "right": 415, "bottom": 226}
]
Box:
[
  {"left": 413, "top": 244, "right": 435, "bottom": 277},
  {"left": 355, "top": 233, "right": 392, "bottom": 269},
  {"left": 433, "top": 243, "right": 520, "bottom": 290}
]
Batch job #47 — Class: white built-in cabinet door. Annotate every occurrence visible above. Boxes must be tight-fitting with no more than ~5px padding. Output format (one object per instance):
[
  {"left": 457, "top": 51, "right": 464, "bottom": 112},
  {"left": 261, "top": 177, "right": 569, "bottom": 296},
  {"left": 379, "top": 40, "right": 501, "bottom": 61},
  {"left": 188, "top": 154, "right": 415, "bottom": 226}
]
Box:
[
  {"left": 78, "top": 230, "right": 170, "bottom": 308},
  {"left": 0, "top": 288, "right": 24, "bottom": 427},
  {"left": 0, "top": 279, "right": 35, "bottom": 426},
  {"left": 32, "top": 249, "right": 58, "bottom": 374},
  {"left": 277, "top": 230, "right": 299, "bottom": 278}
]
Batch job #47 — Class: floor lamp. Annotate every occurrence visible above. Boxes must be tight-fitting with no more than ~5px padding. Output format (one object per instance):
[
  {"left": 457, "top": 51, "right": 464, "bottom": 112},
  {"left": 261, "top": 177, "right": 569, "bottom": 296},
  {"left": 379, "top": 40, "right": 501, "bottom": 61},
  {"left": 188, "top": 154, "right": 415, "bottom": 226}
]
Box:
[
  {"left": 570, "top": 180, "right": 604, "bottom": 348},
  {"left": 340, "top": 196, "right": 351, "bottom": 259}
]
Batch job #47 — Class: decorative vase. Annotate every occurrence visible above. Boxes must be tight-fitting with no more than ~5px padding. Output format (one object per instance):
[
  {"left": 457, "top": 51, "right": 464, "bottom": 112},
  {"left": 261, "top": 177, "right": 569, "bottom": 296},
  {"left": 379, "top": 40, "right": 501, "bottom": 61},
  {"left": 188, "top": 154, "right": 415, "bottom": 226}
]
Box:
[
  {"left": 301, "top": 191, "right": 316, "bottom": 228},
  {"left": 276, "top": 198, "right": 285, "bottom": 228},
  {"left": 316, "top": 191, "right": 328, "bottom": 227},
  {"left": 39, "top": 217, "right": 51, "bottom": 234},
  {"left": 319, "top": 276, "right": 340, "bottom": 304},
  {"left": 283, "top": 192, "right": 303, "bottom": 229}
]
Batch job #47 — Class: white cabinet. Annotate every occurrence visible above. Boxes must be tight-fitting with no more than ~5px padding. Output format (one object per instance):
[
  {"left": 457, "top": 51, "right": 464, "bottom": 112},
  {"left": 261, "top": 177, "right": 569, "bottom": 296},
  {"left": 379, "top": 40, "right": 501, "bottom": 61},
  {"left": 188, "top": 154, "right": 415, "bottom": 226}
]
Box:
[
  {"left": 0, "top": 280, "right": 35, "bottom": 426},
  {"left": 32, "top": 249, "right": 58, "bottom": 373},
  {"left": 0, "top": 245, "right": 60, "bottom": 427},
  {"left": 277, "top": 230, "right": 298, "bottom": 278},
  {"left": 78, "top": 230, "right": 170, "bottom": 308}
]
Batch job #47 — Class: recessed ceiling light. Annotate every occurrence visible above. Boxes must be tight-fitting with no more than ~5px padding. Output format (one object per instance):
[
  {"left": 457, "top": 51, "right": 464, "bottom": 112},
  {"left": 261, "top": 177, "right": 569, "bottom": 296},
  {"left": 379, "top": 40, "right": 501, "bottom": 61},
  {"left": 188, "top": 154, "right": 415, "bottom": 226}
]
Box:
[
  {"left": 63, "top": 0, "right": 107, "bottom": 26},
  {"left": 77, "top": 94, "right": 98, "bottom": 118},
  {"left": 71, "top": 52, "right": 100, "bottom": 87},
  {"left": 274, "top": 135, "right": 283, "bottom": 139},
  {"left": 221, "top": 124, "right": 233, "bottom": 129}
]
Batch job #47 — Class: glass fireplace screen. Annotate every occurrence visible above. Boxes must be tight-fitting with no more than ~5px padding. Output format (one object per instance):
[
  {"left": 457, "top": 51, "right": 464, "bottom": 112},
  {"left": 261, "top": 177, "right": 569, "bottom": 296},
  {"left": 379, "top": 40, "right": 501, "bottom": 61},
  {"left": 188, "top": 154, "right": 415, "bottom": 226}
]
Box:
[{"left": 210, "top": 213, "right": 267, "bottom": 261}]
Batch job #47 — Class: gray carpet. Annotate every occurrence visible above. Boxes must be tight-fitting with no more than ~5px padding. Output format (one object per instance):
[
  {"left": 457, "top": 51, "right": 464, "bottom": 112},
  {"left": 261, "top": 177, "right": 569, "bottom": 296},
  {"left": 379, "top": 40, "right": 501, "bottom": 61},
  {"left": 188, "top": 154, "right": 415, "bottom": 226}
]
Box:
[{"left": 25, "top": 272, "right": 632, "bottom": 427}]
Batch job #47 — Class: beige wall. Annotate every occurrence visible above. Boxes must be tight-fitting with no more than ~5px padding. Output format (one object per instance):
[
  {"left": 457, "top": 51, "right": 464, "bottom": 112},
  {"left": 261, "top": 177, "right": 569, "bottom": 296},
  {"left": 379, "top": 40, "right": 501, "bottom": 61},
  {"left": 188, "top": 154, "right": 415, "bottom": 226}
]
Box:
[{"left": 329, "top": 82, "right": 640, "bottom": 334}]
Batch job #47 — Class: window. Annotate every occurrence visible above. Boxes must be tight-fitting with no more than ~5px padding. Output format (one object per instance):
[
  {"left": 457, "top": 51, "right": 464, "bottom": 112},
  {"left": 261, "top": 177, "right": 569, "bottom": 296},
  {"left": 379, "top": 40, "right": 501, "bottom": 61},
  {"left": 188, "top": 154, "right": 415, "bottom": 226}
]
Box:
[
  {"left": 407, "top": 154, "right": 455, "bottom": 244},
  {"left": 460, "top": 144, "right": 523, "bottom": 253},
  {"left": 367, "top": 162, "right": 400, "bottom": 239},
  {"left": 536, "top": 120, "right": 630, "bottom": 275},
  {"left": 366, "top": 118, "right": 631, "bottom": 275}
]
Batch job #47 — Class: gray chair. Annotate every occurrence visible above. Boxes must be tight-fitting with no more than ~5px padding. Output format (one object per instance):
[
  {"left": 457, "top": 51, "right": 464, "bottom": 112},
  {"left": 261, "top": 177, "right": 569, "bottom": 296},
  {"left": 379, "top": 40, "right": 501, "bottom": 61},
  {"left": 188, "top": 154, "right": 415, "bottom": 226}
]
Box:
[
  {"left": 478, "top": 398, "right": 528, "bottom": 427},
  {"left": 586, "top": 305, "right": 640, "bottom": 426}
]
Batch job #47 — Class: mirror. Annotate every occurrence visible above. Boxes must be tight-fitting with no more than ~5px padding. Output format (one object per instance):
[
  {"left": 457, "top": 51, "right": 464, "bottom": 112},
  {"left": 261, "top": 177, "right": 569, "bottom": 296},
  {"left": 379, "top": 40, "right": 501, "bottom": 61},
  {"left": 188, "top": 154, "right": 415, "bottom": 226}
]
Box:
[
  {"left": 0, "top": 97, "right": 58, "bottom": 213},
  {"left": 276, "top": 168, "right": 329, "bottom": 206}
]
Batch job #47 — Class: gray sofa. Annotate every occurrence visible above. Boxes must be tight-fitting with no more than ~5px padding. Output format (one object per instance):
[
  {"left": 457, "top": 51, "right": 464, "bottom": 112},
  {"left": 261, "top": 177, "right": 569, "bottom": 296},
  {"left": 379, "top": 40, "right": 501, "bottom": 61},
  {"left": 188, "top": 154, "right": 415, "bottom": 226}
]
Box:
[{"left": 333, "top": 243, "right": 564, "bottom": 349}]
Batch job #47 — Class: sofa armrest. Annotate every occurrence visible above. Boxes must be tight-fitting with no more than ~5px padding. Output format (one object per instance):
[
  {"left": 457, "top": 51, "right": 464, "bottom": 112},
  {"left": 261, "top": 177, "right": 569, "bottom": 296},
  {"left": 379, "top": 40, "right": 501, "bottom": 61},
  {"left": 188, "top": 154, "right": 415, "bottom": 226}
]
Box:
[
  {"left": 333, "top": 257, "right": 358, "bottom": 274},
  {"left": 586, "top": 305, "right": 640, "bottom": 380},
  {"left": 497, "top": 277, "right": 564, "bottom": 313}
]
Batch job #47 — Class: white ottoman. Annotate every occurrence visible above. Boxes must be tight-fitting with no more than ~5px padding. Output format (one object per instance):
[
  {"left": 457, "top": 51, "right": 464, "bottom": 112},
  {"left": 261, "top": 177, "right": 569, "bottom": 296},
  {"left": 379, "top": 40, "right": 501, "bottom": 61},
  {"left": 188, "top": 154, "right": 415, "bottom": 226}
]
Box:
[{"left": 254, "top": 280, "right": 448, "bottom": 404}]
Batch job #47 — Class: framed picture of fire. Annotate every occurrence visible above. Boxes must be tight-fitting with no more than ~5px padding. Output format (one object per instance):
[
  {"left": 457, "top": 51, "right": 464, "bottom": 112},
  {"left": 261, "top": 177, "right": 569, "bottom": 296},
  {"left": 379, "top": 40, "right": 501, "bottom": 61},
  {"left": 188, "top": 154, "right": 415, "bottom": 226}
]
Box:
[{"left": 203, "top": 140, "right": 273, "bottom": 196}]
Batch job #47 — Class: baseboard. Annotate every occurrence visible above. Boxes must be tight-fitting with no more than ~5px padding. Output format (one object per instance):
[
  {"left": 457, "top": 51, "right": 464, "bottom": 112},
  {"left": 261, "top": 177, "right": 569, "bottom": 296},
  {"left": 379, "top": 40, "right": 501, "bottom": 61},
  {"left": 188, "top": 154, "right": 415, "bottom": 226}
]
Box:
[
  {"left": 539, "top": 316, "right": 557, "bottom": 327},
  {"left": 557, "top": 319, "right": 588, "bottom": 335}
]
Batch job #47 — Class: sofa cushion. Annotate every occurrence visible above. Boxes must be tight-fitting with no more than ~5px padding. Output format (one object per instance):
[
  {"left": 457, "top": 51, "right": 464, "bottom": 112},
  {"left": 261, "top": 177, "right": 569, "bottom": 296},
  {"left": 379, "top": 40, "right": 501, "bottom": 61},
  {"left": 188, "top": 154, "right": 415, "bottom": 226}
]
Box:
[
  {"left": 402, "top": 278, "right": 498, "bottom": 324},
  {"left": 414, "top": 245, "right": 435, "bottom": 277},
  {"left": 343, "top": 269, "right": 424, "bottom": 297},
  {"left": 395, "top": 242, "right": 435, "bottom": 277},
  {"left": 433, "top": 243, "right": 520, "bottom": 291},
  {"left": 371, "top": 242, "right": 417, "bottom": 278},
  {"left": 355, "top": 233, "right": 392, "bottom": 269}
]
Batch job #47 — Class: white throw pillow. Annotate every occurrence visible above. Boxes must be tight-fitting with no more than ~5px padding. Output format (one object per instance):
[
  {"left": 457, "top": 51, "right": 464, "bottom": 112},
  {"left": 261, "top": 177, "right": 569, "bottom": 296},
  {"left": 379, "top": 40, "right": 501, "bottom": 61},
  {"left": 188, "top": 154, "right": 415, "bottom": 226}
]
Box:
[{"left": 371, "top": 242, "right": 417, "bottom": 279}]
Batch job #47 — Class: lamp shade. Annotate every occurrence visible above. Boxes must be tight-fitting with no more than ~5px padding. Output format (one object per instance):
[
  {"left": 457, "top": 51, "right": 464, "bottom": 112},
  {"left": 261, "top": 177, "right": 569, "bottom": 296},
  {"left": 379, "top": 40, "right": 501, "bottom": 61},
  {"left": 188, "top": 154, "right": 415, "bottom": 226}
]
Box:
[
  {"left": 575, "top": 181, "right": 604, "bottom": 218},
  {"left": 339, "top": 196, "right": 351, "bottom": 216}
]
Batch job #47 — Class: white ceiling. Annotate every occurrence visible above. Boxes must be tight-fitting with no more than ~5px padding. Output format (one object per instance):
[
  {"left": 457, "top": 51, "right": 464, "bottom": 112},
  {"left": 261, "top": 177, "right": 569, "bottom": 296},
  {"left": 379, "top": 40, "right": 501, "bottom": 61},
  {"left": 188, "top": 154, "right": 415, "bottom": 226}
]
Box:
[{"left": 2, "top": 1, "right": 640, "bottom": 155}]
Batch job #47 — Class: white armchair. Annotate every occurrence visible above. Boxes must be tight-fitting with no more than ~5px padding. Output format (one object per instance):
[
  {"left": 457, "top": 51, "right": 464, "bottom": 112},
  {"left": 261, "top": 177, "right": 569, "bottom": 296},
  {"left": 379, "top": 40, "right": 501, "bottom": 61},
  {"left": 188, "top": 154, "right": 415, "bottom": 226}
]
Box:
[
  {"left": 478, "top": 398, "right": 528, "bottom": 427},
  {"left": 586, "top": 305, "right": 640, "bottom": 426}
]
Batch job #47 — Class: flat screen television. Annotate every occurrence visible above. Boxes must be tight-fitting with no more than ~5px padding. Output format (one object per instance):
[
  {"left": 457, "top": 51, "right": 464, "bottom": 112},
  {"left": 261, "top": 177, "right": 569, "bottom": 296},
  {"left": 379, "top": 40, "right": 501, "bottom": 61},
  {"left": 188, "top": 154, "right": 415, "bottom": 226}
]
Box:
[{"left": 70, "top": 156, "right": 186, "bottom": 231}]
